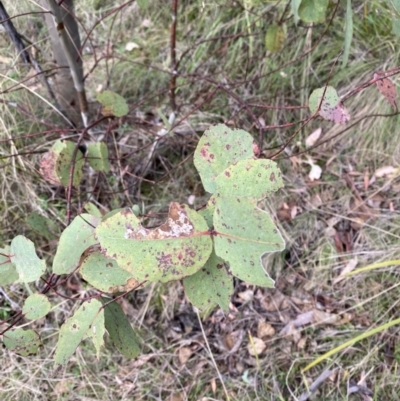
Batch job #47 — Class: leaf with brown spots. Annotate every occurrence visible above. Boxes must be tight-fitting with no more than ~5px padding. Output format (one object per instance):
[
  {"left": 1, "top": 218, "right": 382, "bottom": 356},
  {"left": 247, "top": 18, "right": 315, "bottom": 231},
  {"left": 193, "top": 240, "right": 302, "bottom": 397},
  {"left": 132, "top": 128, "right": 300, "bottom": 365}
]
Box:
[
  {"left": 183, "top": 250, "right": 233, "bottom": 312},
  {"left": 95, "top": 203, "right": 212, "bottom": 283},
  {"left": 194, "top": 124, "right": 254, "bottom": 194},
  {"left": 213, "top": 196, "right": 284, "bottom": 287},
  {"left": 214, "top": 159, "right": 283, "bottom": 199},
  {"left": 374, "top": 72, "right": 398, "bottom": 110}
]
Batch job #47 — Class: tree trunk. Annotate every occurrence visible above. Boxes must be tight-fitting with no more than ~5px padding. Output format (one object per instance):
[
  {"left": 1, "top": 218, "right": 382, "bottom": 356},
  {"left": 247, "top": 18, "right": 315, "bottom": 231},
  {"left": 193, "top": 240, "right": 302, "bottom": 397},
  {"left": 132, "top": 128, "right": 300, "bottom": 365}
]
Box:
[{"left": 41, "top": 0, "right": 83, "bottom": 126}]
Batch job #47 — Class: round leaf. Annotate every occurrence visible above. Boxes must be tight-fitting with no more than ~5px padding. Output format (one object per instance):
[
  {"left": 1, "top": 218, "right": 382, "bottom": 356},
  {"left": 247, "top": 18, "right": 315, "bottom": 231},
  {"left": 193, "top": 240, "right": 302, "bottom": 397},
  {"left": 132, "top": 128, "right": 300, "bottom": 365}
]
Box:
[
  {"left": 80, "top": 252, "right": 142, "bottom": 293},
  {"left": 183, "top": 250, "right": 233, "bottom": 312},
  {"left": 87, "top": 142, "right": 110, "bottom": 172},
  {"left": 10, "top": 236, "right": 46, "bottom": 283},
  {"left": 213, "top": 196, "right": 285, "bottom": 287},
  {"left": 53, "top": 214, "right": 100, "bottom": 275},
  {"left": 23, "top": 294, "right": 51, "bottom": 320},
  {"left": 3, "top": 328, "right": 41, "bottom": 356},
  {"left": 97, "top": 90, "right": 129, "bottom": 117},
  {"left": 96, "top": 203, "right": 212, "bottom": 283},
  {"left": 214, "top": 159, "right": 283, "bottom": 199},
  {"left": 0, "top": 246, "right": 18, "bottom": 286},
  {"left": 194, "top": 124, "right": 254, "bottom": 194},
  {"left": 299, "top": 0, "right": 328, "bottom": 23}
]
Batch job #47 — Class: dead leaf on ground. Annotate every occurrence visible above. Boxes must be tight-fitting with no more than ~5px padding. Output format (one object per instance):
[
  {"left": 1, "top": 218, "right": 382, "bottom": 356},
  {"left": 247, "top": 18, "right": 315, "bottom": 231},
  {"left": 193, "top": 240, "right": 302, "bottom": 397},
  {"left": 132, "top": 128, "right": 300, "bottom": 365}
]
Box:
[
  {"left": 305, "top": 127, "right": 322, "bottom": 147},
  {"left": 334, "top": 257, "right": 358, "bottom": 284},
  {"left": 257, "top": 320, "right": 275, "bottom": 338},
  {"left": 178, "top": 346, "right": 193, "bottom": 365},
  {"left": 373, "top": 165, "right": 397, "bottom": 178},
  {"left": 247, "top": 336, "right": 266, "bottom": 356}
]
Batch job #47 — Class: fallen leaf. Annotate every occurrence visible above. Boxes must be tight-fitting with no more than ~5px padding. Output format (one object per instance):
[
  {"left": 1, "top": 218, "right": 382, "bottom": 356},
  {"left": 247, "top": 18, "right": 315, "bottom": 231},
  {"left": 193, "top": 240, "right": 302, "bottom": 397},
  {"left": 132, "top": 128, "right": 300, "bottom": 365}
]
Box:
[
  {"left": 305, "top": 127, "right": 322, "bottom": 147},
  {"left": 238, "top": 289, "right": 254, "bottom": 303},
  {"left": 334, "top": 257, "right": 358, "bottom": 284},
  {"left": 125, "top": 42, "right": 140, "bottom": 51},
  {"left": 374, "top": 72, "right": 398, "bottom": 109},
  {"left": 257, "top": 320, "right": 275, "bottom": 338},
  {"left": 307, "top": 159, "right": 322, "bottom": 181},
  {"left": 247, "top": 336, "right": 266, "bottom": 356},
  {"left": 178, "top": 346, "right": 193, "bottom": 365},
  {"left": 373, "top": 165, "right": 397, "bottom": 178}
]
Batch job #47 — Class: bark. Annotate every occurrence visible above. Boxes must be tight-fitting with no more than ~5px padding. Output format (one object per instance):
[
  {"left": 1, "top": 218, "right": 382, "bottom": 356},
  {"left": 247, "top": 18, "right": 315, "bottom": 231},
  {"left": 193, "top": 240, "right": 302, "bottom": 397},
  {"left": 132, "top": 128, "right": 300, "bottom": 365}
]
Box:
[{"left": 40, "top": 0, "right": 84, "bottom": 126}]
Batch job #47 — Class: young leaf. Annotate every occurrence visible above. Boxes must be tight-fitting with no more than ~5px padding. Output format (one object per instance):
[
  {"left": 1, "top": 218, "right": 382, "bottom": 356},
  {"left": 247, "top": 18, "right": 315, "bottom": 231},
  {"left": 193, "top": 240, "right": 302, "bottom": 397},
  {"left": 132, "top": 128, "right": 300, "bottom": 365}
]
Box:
[
  {"left": 374, "top": 72, "right": 398, "bottom": 110},
  {"left": 10, "top": 236, "right": 46, "bottom": 283},
  {"left": 309, "top": 86, "right": 350, "bottom": 124},
  {"left": 194, "top": 124, "right": 254, "bottom": 194},
  {"left": 22, "top": 294, "right": 51, "bottom": 320},
  {"left": 80, "top": 252, "right": 141, "bottom": 293},
  {"left": 104, "top": 301, "right": 141, "bottom": 358},
  {"left": 214, "top": 159, "right": 283, "bottom": 199},
  {"left": 39, "top": 140, "right": 84, "bottom": 187},
  {"left": 97, "top": 90, "right": 129, "bottom": 117},
  {"left": 342, "top": 0, "right": 353, "bottom": 67},
  {"left": 213, "top": 196, "right": 285, "bottom": 287},
  {"left": 96, "top": 204, "right": 212, "bottom": 283},
  {"left": 183, "top": 250, "right": 233, "bottom": 312},
  {"left": 87, "top": 142, "right": 110, "bottom": 172},
  {"left": 298, "top": 0, "right": 328, "bottom": 23},
  {"left": 54, "top": 299, "right": 105, "bottom": 366},
  {"left": 3, "top": 328, "right": 41, "bottom": 356},
  {"left": 0, "top": 246, "right": 19, "bottom": 285},
  {"left": 265, "top": 24, "right": 286, "bottom": 53},
  {"left": 53, "top": 214, "right": 100, "bottom": 275}
]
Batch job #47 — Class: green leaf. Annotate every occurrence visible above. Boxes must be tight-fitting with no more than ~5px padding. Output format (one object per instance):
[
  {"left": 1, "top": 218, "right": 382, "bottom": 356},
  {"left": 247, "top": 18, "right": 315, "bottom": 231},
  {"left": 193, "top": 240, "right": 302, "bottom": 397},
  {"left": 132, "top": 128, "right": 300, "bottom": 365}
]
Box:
[
  {"left": 291, "top": 0, "right": 301, "bottom": 24},
  {"left": 309, "top": 86, "right": 350, "bottom": 124},
  {"left": 194, "top": 124, "right": 254, "bottom": 194},
  {"left": 104, "top": 301, "right": 141, "bottom": 358},
  {"left": 87, "top": 142, "right": 110, "bottom": 172},
  {"left": 84, "top": 202, "right": 102, "bottom": 218},
  {"left": 10, "top": 236, "right": 46, "bottom": 283},
  {"left": 183, "top": 250, "right": 233, "bottom": 312},
  {"left": 22, "top": 294, "right": 51, "bottom": 320},
  {"left": 97, "top": 90, "right": 129, "bottom": 117},
  {"left": 54, "top": 299, "right": 105, "bottom": 366},
  {"left": 214, "top": 159, "right": 283, "bottom": 199},
  {"left": 26, "top": 212, "right": 56, "bottom": 240},
  {"left": 53, "top": 214, "right": 100, "bottom": 275},
  {"left": 265, "top": 24, "right": 286, "bottom": 53},
  {"left": 342, "top": 0, "right": 353, "bottom": 67},
  {"left": 392, "top": 18, "right": 400, "bottom": 37},
  {"left": 198, "top": 197, "right": 216, "bottom": 229},
  {"left": 213, "top": 196, "right": 284, "bottom": 287},
  {"left": 39, "top": 140, "right": 84, "bottom": 186},
  {"left": 298, "top": 0, "right": 328, "bottom": 23},
  {"left": 0, "top": 246, "right": 19, "bottom": 285},
  {"left": 80, "top": 252, "right": 140, "bottom": 293},
  {"left": 96, "top": 203, "right": 212, "bottom": 283},
  {"left": 3, "top": 328, "right": 41, "bottom": 356}
]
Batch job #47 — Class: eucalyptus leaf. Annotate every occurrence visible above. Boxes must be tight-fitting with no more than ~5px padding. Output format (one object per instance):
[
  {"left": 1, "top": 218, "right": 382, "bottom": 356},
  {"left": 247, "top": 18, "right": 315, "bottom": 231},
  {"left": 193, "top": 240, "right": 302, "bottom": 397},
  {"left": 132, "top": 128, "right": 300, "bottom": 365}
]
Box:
[
  {"left": 104, "top": 301, "right": 141, "bottom": 358},
  {"left": 0, "top": 246, "right": 18, "bottom": 285},
  {"left": 213, "top": 196, "right": 284, "bottom": 287},
  {"left": 183, "top": 250, "right": 233, "bottom": 312},
  {"left": 194, "top": 124, "right": 254, "bottom": 194},
  {"left": 53, "top": 214, "right": 100, "bottom": 275},
  {"left": 54, "top": 299, "right": 105, "bottom": 366},
  {"left": 10, "top": 236, "right": 46, "bottom": 283},
  {"left": 23, "top": 294, "right": 51, "bottom": 320},
  {"left": 96, "top": 204, "right": 212, "bottom": 283},
  {"left": 3, "top": 328, "right": 41, "bottom": 356}
]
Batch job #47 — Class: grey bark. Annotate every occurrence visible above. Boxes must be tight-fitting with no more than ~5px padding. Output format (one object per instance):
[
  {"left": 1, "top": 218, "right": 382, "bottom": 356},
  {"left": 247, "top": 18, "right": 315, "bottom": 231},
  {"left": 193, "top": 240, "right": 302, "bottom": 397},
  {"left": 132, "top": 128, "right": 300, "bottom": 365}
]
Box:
[{"left": 40, "top": 0, "right": 84, "bottom": 126}]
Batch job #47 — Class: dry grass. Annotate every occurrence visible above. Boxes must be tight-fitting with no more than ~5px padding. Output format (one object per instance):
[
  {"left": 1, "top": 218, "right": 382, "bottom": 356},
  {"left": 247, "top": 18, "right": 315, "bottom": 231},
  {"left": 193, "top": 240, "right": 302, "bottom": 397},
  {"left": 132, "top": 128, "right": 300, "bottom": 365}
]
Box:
[{"left": 1, "top": 1, "right": 400, "bottom": 400}]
